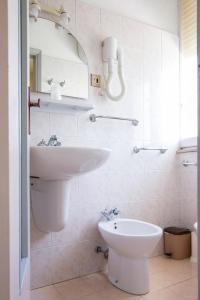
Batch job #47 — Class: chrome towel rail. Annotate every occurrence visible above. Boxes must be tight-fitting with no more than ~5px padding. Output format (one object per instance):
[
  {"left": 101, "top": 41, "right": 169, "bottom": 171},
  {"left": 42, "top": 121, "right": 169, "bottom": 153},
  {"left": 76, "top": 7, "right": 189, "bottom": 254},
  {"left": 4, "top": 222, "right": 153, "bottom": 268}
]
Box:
[
  {"left": 89, "top": 114, "right": 139, "bottom": 126},
  {"left": 182, "top": 160, "right": 197, "bottom": 167},
  {"left": 133, "top": 146, "right": 167, "bottom": 154}
]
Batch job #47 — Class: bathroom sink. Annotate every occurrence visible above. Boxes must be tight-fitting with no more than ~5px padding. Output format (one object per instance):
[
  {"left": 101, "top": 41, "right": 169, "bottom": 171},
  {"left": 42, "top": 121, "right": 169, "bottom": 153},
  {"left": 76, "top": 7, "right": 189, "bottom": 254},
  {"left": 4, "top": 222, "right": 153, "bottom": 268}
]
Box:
[{"left": 30, "top": 146, "right": 111, "bottom": 180}]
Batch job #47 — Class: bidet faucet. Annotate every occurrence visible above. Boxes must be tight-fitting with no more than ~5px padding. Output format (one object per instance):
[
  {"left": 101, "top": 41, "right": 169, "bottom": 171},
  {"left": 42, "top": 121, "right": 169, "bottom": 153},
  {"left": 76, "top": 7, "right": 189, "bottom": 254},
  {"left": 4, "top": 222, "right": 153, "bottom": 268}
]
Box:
[
  {"left": 101, "top": 208, "right": 120, "bottom": 221},
  {"left": 37, "top": 135, "right": 61, "bottom": 146},
  {"left": 47, "top": 135, "right": 61, "bottom": 146},
  {"left": 37, "top": 139, "right": 47, "bottom": 146}
]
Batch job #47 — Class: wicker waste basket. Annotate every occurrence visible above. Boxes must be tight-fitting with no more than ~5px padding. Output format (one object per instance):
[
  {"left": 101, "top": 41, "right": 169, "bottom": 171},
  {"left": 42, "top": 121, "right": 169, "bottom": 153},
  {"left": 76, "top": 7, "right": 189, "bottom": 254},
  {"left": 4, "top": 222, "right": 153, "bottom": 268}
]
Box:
[{"left": 164, "top": 227, "right": 191, "bottom": 260}]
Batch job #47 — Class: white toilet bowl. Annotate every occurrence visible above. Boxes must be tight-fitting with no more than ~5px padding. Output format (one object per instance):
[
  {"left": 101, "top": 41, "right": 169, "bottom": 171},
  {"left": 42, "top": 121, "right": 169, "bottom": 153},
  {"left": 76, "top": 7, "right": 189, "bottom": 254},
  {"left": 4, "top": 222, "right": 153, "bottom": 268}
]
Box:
[
  {"left": 191, "top": 222, "right": 197, "bottom": 263},
  {"left": 98, "top": 218, "right": 162, "bottom": 295}
]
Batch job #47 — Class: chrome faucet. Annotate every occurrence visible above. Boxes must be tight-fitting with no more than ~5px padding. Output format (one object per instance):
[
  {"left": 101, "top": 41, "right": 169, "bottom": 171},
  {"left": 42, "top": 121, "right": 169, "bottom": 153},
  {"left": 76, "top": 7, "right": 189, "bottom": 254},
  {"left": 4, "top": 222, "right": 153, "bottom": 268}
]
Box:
[
  {"left": 37, "top": 139, "right": 47, "bottom": 146},
  {"left": 101, "top": 208, "right": 120, "bottom": 221},
  {"left": 37, "top": 135, "right": 61, "bottom": 146},
  {"left": 47, "top": 135, "right": 61, "bottom": 146}
]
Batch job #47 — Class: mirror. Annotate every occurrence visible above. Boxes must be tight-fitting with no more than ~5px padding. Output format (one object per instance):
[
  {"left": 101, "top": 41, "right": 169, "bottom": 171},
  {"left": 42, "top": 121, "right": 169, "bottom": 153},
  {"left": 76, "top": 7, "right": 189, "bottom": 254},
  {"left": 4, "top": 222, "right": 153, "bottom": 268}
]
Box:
[{"left": 29, "top": 18, "right": 89, "bottom": 99}]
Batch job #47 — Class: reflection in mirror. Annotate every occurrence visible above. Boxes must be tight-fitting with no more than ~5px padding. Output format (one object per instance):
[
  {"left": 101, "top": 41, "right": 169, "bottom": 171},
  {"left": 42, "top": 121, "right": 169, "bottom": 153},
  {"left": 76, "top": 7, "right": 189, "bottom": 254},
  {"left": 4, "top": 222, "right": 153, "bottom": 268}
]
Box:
[{"left": 29, "top": 18, "right": 88, "bottom": 99}]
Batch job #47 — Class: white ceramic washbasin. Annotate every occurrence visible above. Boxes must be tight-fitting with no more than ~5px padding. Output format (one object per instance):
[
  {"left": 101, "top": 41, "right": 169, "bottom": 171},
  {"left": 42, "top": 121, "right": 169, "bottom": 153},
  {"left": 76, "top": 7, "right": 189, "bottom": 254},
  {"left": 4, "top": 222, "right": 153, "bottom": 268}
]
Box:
[{"left": 30, "top": 146, "right": 111, "bottom": 180}]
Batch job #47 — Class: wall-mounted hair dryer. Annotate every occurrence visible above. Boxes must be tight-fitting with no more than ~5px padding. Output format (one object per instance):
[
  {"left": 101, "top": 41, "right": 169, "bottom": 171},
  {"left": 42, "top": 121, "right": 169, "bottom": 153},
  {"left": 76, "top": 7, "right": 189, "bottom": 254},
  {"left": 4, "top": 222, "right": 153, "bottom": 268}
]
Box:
[{"left": 102, "top": 37, "right": 126, "bottom": 101}]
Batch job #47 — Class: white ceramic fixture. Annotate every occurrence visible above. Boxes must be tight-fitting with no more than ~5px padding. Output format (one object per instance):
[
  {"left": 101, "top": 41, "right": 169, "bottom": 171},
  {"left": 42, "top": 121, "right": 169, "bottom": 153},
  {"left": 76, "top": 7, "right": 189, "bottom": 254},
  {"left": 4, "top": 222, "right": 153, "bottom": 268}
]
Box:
[
  {"left": 98, "top": 218, "right": 162, "bottom": 295},
  {"left": 30, "top": 146, "right": 111, "bottom": 180},
  {"left": 30, "top": 146, "right": 111, "bottom": 232}
]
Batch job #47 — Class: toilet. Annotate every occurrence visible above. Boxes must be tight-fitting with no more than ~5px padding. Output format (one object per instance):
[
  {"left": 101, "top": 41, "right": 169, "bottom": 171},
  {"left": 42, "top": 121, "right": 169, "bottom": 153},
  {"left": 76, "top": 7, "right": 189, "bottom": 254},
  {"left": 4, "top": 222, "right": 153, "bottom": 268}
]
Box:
[
  {"left": 191, "top": 222, "right": 197, "bottom": 263},
  {"left": 98, "top": 218, "right": 162, "bottom": 295}
]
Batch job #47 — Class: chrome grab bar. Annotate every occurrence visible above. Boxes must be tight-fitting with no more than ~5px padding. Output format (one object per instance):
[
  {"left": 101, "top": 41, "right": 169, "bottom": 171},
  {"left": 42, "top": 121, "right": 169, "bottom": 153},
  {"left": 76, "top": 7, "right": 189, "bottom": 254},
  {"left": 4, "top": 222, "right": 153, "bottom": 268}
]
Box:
[
  {"left": 182, "top": 160, "right": 197, "bottom": 167},
  {"left": 133, "top": 146, "right": 167, "bottom": 154},
  {"left": 89, "top": 114, "right": 139, "bottom": 126}
]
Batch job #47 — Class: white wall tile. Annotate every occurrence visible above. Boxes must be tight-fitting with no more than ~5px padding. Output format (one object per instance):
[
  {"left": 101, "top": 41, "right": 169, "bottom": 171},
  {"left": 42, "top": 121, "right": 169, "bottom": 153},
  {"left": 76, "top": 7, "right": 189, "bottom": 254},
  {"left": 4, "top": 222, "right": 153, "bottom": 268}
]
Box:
[
  {"left": 178, "top": 152, "right": 197, "bottom": 229},
  {"left": 50, "top": 244, "right": 80, "bottom": 283},
  {"left": 78, "top": 240, "right": 106, "bottom": 276},
  {"left": 30, "top": 111, "right": 50, "bottom": 146},
  {"left": 30, "top": 0, "right": 185, "bottom": 289},
  {"left": 100, "top": 9, "right": 122, "bottom": 39},
  {"left": 76, "top": 0, "right": 102, "bottom": 73},
  {"left": 49, "top": 112, "right": 78, "bottom": 142},
  {"left": 31, "top": 248, "right": 52, "bottom": 289},
  {"left": 120, "top": 17, "right": 144, "bottom": 51},
  {"left": 30, "top": 213, "right": 52, "bottom": 250}
]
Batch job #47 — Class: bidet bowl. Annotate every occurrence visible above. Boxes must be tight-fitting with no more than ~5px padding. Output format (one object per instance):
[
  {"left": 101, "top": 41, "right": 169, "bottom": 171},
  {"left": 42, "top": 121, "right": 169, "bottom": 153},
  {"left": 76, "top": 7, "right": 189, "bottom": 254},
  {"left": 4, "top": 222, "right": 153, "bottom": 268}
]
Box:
[
  {"left": 98, "top": 218, "right": 162, "bottom": 295},
  {"left": 98, "top": 218, "right": 162, "bottom": 258}
]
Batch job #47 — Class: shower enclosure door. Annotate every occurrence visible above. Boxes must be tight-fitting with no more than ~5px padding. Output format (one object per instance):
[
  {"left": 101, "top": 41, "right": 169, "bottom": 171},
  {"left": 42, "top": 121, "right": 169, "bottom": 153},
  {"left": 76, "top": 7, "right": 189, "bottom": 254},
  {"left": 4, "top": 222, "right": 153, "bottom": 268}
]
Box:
[
  {"left": 0, "top": 0, "right": 30, "bottom": 299},
  {"left": 19, "top": 0, "right": 30, "bottom": 298},
  {"left": 198, "top": 1, "right": 200, "bottom": 299},
  {"left": 20, "top": 0, "right": 29, "bottom": 286}
]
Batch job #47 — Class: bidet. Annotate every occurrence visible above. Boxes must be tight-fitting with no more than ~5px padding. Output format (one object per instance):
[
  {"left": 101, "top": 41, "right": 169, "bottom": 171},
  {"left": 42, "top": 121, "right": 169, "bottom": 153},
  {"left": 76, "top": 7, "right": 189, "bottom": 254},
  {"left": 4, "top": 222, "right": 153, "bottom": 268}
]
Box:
[{"left": 98, "top": 218, "right": 162, "bottom": 295}]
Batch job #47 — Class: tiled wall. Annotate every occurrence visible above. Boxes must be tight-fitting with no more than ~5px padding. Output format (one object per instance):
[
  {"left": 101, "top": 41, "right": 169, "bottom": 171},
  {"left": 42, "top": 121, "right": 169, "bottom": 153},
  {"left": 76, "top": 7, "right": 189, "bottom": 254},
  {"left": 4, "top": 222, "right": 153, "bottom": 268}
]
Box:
[
  {"left": 178, "top": 152, "right": 197, "bottom": 229},
  {"left": 30, "top": 0, "right": 181, "bottom": 289}
]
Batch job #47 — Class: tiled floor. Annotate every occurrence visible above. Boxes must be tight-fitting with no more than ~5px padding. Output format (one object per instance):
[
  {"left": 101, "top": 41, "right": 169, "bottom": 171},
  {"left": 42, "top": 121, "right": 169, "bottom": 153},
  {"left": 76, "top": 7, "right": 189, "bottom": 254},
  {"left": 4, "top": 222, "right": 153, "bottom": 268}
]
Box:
[{"left": 31, "top": 256, "right": 198, "bottom": 300}]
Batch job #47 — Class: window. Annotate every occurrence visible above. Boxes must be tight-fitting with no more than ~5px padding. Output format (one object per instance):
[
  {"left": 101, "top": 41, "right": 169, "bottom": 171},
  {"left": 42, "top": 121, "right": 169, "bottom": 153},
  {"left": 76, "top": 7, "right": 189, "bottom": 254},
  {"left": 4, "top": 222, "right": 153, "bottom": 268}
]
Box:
[{"left": 180, "top": 0, "right": 197, "bottom": 148}]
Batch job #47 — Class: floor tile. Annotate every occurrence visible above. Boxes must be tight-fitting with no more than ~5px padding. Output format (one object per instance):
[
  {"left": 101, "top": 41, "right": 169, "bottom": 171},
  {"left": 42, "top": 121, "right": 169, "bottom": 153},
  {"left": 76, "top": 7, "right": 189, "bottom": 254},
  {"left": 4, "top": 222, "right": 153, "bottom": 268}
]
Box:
[
  {"left": 72, "top": 291, "right": 107, "bottom": 300},
  {"left": 54, "top": 277, "right": 96, "bottom": 299},
  {"left": 31, "top": 285, "right": 64, "bottom": 300},
  {"left": 143, "top": 288, "right": 179, "bottom": 300},
  {"left": 83, "top": 272, "right": 113, "bottom": 292},
  {"left": 68, "top": 289, "right": 143, "bottom": 300},
  {"left": 149, "top": 256, "right": 197, "bottom": 277},
  {"left": 149, "top": 256, "right": 173, "bottom": 275},
  {"left": 150, "top": 263, "right": 195, "bottom": 291},
  {"left": 101, "top": 286, "right": 144, "bottom": 300},
  {"left": 169, "top": 278, "right": 198, "bottom": 300},
  {"left": 170, "top": 259, "right": 197, "bottom": 277},
  {"left": 31, "top": 256, "right": 198, "bottom": 300}
]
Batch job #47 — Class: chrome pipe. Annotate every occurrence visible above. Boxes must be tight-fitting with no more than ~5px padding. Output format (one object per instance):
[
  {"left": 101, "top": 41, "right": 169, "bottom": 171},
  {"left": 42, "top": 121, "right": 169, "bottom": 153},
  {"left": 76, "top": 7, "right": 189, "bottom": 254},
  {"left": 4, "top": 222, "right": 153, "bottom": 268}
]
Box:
[
  {"left": 89, "top": 114, "right": 139, "bottom": 126},
  {"left": 133, "top": 146, "right": 167, "bottom": 154}
]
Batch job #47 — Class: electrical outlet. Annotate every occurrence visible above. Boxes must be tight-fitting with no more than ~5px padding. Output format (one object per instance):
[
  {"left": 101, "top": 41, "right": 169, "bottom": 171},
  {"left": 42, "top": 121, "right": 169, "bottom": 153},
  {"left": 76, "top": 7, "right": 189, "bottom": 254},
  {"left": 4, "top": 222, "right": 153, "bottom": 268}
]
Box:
[{"left": 91, "top": 74, "right": 101, "bottom": 88}]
